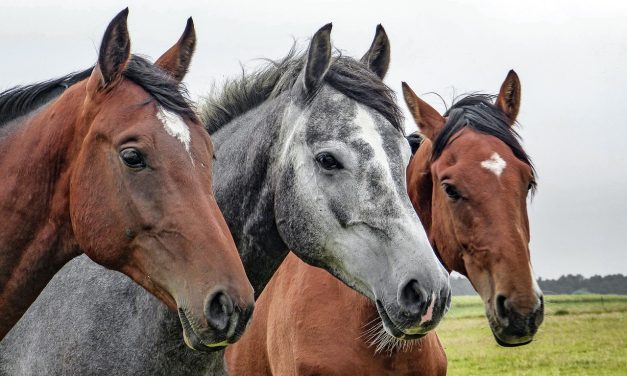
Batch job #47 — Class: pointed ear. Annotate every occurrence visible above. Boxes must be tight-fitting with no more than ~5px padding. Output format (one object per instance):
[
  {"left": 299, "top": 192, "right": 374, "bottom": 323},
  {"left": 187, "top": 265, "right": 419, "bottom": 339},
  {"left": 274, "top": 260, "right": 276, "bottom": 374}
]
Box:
[
  {"left": 303, "top": 23, "right": 332, "bottom": 95},
  {"left": 360, "top": 24, "right": 390, "bottom": 79},
  {"left": 402, "top": 82, "right": 445, "bottom": 141},
  {"left": 155, "top": 17, "right": 196, "bottom": 82},
  {"left": 92, "top": 8, "right": 131, "bottom": 89},
  {"left": 496, "top": 70, "right": 521, "bottom": 125}
]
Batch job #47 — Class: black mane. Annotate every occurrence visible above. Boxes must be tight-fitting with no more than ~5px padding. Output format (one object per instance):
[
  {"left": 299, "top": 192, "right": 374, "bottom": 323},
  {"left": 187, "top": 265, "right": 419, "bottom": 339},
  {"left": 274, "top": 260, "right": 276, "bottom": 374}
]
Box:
[
  {"left": 0, "top": 69, "right": 92, "bottom": 126},
  {"left": 199, "top": 48, "right": 403, "bottom": 134},
  {"left": 123, "top": 56, "right": 196, "bottom": 120},
  {"left": 432, "top": 94, "right": 536, "bottom": 191},
  {"left": 0, "top": 55, "right": 196, "bottom": 127}
]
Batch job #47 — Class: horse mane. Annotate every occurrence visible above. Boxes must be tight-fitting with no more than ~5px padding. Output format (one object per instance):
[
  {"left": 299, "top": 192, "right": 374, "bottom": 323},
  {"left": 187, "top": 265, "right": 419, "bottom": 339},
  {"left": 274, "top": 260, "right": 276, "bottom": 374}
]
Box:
[
  {"left": 432, "top": 94, "right": 537, "bottom": 192},
  {"left": 406, "top": 133, "right": 423, "bottom": 155},
  {"left": 0, "top": 69, "right": 92, "bottom": 126},
  {"left": 0, "top": 55, "right": 196, "bottom": 127},
  {"left": 124, "top": 56, "right": 197, "bottom": 120},
  {"left": 199, "top": 47, "right": 403, "bottom": 135}
]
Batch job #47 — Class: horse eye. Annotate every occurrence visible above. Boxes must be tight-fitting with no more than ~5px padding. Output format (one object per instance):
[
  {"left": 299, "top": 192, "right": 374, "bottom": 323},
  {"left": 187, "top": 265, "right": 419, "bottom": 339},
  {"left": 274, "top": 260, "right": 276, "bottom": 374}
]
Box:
[
  {"left": 315, "top": 152, "right": 342, "bottom": 170},
  {"left": 120, "top": 148, "right": 146, "bottom": 169},
  {"left": 442, "top": 182, "right": 461, "bottom": 200}
]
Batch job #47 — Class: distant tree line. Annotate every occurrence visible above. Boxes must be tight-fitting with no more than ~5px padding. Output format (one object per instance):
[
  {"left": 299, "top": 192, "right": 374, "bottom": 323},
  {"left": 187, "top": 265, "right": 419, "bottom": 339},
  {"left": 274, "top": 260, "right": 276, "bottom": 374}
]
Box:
[
  {"left": 451, "top": 274, "right": 627, "bottom": 296},
  {"left": 537, "top": 274, "right": 627, "bottom": 295}
]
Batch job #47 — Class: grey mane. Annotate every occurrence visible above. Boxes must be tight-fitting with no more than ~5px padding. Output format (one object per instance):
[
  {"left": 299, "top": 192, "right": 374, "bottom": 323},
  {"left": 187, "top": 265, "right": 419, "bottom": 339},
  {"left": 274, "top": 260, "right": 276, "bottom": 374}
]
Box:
[{"left": 199, "top": 48, "right": 403, "bottom": 135}]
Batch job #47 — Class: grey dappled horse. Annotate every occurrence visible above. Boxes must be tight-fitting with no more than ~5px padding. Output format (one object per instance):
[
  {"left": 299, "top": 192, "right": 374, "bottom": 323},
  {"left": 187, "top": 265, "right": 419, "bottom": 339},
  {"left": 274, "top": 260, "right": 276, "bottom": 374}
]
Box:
[{"left": 0, "top": 25, "right": 450, "bottom": 375}]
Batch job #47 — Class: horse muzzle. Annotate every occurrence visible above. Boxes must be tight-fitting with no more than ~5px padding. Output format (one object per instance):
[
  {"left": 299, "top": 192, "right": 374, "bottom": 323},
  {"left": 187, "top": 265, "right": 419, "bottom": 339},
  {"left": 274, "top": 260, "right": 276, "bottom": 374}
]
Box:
[
  {"left": 489, "top": 294, "right": 544, "bottom": 347},
  {"left": 177, "top": 291, "right": 254, "bottom": 352},
  {"left": 376, "top": 281, "right": 451, "bottom": 339}
]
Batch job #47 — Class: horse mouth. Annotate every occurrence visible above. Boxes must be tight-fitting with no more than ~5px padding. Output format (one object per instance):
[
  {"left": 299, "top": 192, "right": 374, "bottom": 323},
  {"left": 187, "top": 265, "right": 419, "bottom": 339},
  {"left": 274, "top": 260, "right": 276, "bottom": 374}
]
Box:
[
  {"left": 489, "top": 318, "right": 535, "bottom": 347},
  {"left": 375, "top": 300, "right": 426, "bottom": 340},
  {"left": 493, "top": 333, "right": 533, "bottom": 347},
  {"left": 178, "top": 308, "right": 228, "bottom": 353},
  {"left": 486, "top": 308, "right": 539, "bottom": 347}
]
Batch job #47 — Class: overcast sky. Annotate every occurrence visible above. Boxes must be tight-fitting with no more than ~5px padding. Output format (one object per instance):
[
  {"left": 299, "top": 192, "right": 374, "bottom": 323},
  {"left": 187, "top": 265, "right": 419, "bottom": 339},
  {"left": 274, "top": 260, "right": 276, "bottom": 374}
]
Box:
[{"left": 2, "top": 0, "right": 626, "bottom": 278}]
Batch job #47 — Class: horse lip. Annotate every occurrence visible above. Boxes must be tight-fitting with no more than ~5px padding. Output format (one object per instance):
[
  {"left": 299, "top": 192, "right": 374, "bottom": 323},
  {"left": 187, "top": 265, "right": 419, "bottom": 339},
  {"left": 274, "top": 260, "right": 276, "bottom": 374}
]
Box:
[
  {"left": 489, "top": 323, "right": 535, "bottom": 347},
  {"left": 178, "top": 308, "right": 227, "bottom": 353},
  {"left": 493, "top": 332, "right": 533, "bottom": 347},
  {"left": 375, "top": 300, "right": 427, "bottom": 340}
]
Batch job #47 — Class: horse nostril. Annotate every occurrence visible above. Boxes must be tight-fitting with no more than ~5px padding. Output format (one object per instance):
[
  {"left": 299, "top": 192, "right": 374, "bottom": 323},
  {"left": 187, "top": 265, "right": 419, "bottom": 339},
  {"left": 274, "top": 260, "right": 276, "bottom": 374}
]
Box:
[
  {"left": 495, "top": 294, "right": 509, "bottom": 319},
  {"left": 400, "top": 279, "right": 425, "bottom": 316},
  {"left": 205, "top": 290, "right": 234, "bottom": 332}
]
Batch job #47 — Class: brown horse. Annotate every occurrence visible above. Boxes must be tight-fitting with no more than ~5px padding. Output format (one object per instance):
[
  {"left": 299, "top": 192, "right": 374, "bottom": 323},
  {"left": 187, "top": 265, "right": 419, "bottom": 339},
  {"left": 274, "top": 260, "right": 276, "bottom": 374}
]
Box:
[
  {"left": 225, "top": 70, "right": 543, "bottom": 374},
  {"left": 0, "top": 10, "right": 254, "bottom": 348}
]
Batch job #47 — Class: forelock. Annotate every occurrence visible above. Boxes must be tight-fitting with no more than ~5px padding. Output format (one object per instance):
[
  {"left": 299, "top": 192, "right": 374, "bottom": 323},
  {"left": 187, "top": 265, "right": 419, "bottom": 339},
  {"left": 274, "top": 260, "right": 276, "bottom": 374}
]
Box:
[
  {"left": 432, "top": 94, "right": 537, "bottom": 193},
  {"left": 199, "top": 47, "right": 404, "bottom": 135}
]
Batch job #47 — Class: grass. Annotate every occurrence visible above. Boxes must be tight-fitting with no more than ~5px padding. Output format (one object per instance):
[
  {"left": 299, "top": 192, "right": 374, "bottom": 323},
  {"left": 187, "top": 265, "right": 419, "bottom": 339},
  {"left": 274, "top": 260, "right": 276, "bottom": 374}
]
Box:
[{"left": 437, "top": 295, "right": 627, "bottom": 375}]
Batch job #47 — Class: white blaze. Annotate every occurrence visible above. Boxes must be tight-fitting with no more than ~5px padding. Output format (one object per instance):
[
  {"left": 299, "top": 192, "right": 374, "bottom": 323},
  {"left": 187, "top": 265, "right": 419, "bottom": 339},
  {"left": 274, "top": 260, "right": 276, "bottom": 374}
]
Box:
[
  {"left": 156, "top": 107, "right": 192, "bottom": 157},
  {"left": 353, "top": 105, "right": 437, "bottom": 263},
  {"left": 354, "top": 105, "right": 397, "bottom": 188},
  {"left": 481, "top": 152, "right": 507, "bottom": 177}
]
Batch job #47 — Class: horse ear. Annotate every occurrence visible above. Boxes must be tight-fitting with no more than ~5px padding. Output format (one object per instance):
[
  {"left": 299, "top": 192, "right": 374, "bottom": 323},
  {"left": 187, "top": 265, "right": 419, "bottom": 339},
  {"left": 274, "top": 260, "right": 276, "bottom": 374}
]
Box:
[
  {"left": 303, "top": 23, "right": 333, "bottom": 95},
  {"left": 360, "top": 24, "right": 390, "bottom": 79},
  {"left": 402, "top": 82, "right": 445, "bottom": 141},
  {"left": 496, "top": 70, "right": 521, "bottom": 125},
  {"left": 92, "top": 8, "right": 131, "bottom": 89},
  {"left": 155, "top": 17, "right": 196, "bottom": 82}
]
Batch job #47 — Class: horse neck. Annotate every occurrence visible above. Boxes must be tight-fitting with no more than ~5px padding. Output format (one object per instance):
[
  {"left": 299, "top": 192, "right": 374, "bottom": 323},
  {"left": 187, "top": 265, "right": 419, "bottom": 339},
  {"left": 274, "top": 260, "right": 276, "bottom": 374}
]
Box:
[
  {"left": 210, "top": 98, "right": 290, "bottom": 298},
  {"left": 0, "top": 83, "right": 85, "bottom": 337}
]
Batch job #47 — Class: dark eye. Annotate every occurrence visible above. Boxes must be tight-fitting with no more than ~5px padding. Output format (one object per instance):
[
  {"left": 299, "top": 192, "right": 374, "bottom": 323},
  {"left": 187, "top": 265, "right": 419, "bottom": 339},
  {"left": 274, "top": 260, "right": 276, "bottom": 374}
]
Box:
[
  {"left": 442, "top": 182, "right": 461, "bottom": 200},
  {"left": 120, "top": 148, "right": 146, "bottom": 169},
  {"left": 315, "top": 152, "right": 342, "bottom": 170}
]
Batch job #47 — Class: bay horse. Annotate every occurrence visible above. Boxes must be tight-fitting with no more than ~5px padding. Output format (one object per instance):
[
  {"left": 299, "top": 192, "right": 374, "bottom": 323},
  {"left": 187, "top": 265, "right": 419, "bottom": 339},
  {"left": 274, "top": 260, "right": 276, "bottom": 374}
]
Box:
[
  {"left": 224, "top": 70, "right": 544, "bottom": 375},
  {"left": 0, "top": 24, "right": 451, "bottom": 375},
  {"left": 0, "top": 10, "right": 254, "bottom": 348}
]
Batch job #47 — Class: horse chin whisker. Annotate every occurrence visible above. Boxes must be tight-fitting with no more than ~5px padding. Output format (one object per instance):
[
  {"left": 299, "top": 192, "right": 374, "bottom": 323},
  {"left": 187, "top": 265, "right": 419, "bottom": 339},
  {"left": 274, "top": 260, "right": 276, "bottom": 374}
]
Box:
[
  {"left": 361, "top": 318, "right": 419, "bottom": 355},
  {"left": 360, "top": 319, "right": 382, "bottom": 339},
  {"left": 360, "top": 315, "right": 381, "bottom": 330},
  {"left": 365, "top": 324, "right": 383, "bottom": 344}
]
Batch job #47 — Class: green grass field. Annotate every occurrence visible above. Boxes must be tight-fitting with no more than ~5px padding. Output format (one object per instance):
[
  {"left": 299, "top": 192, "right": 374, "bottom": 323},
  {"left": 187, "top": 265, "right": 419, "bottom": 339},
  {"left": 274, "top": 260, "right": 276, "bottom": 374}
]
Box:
[{"left": 437, "top": 295, "right": 627, "bottom": 375}]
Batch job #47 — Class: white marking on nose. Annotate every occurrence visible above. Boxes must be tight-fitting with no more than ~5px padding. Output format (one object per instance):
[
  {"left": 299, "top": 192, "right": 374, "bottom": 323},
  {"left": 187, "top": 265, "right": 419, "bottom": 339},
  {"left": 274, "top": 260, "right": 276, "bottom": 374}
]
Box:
[
  {"left": 420, "top": 293, "right": 436, "bottom": 325},
  {"left": 156, "top": 107, "right": 192, "bottom": 159},
  {"left": 481, "top": 152, "right": 506, "bottom": 177}
]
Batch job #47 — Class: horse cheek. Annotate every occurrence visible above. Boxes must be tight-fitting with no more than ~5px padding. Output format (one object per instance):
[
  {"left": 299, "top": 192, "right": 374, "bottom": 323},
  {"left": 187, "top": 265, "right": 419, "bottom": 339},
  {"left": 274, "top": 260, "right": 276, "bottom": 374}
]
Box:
[{"left": 69, "top": 150, "right": 126, "bottom": 267}]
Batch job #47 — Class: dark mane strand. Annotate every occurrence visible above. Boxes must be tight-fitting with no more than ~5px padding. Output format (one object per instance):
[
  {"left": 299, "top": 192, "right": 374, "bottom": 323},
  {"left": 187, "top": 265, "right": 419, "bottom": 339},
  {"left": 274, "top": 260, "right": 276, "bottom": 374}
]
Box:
[
  {"left": 0, "top": 68, "right": 92, "bottom": 126},
  {"left": 123, "top": 56, "right": 197, "bottom": 120},
  {"left": 433, "top": 94, "right": 537, "bottom": 192},
  {"left": 0, "top": 55, "right": 196, "bottom": 127},
  {"left": 199, "top": 48, "right": 403, "bottom": 135},
  {"left": 406, "top": 132, "right": 423, "bottom": 155}
]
